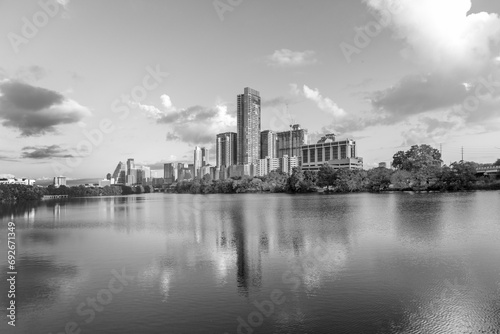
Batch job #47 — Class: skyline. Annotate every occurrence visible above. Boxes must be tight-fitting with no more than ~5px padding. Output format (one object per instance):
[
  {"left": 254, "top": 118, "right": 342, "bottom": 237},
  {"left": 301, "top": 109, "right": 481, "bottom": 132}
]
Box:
[{"left": 1, "top": 0, "right": 500, "bottom": 179}]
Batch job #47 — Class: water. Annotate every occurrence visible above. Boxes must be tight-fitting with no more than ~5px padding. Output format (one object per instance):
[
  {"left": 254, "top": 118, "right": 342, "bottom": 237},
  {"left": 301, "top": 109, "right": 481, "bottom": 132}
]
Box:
[{"left": 1, "top": 192, "right": 500, "bottom": 334}]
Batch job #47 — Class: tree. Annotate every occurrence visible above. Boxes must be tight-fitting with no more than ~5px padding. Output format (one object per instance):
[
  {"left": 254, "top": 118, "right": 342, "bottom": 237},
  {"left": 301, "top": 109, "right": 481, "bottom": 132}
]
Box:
[
  {"left": 367, "top": 167, "right": 392, "bottom": 191},
  {"left": 390, "top": 170, "right": 412, "bottom": 190},
  {"left": 440, "top": 161, "right": 477, "bottom": 191},
  {"left": 392, "top": 144, "right": 442, "bottom": 172},
  {"left": 317, "top": 164, "right": 336, "bottom": 188},
  {"left": 494, "top": 158, "right": 500, "bottom": 166},
  {"left": 287, "top": 168, "right": 315, "bottom": 193}
]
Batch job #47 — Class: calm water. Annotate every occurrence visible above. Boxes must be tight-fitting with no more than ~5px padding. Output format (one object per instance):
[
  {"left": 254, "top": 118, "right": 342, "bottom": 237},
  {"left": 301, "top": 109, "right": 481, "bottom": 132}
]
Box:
[{"left": 1, "top": 192, "right": 500, "bottom": 334}]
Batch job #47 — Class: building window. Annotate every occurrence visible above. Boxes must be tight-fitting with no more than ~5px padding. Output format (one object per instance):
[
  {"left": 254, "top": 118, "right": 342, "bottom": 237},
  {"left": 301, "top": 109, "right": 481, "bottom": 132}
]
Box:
[
  {"left": 325, "top": 147, "right": 330, "bottom": 161},
  {"left": 332, "top": 147, "right": 338, "bottom": 160},
  {"left": 310, "top": 148, "right": 315, "bottom": 163},
  {"left": 317, "top": 148, "right": 323, "bottom": 162},
  {"left": 340, "top": 145, "right": 347, "bottom": 159},
  {"left": 303, "top": 149, "right": 308, "bottom": 163}
]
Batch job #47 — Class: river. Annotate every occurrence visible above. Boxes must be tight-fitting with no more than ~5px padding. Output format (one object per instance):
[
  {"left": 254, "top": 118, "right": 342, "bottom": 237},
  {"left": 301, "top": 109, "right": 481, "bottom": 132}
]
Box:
[{"left": 1, "top": 191, "right": 499, "bottom": 333}]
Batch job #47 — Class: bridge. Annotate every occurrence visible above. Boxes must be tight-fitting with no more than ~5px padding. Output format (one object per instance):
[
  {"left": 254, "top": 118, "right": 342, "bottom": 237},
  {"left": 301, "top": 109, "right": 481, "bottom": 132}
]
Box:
[
  {"left": 42, "top": 195, "right": 69, "bottom": 200},
  {"left": 476, "top": 165, "right": 500, "bottom": 176}
]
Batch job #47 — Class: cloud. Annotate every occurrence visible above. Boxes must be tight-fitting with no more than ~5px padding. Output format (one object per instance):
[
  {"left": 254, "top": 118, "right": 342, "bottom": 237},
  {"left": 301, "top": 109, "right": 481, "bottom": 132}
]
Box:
[
  {"left": 371, "top": 74, "right": 468, "bottom": 122},
  {"left": 267, "top": 49, "right": 317, "bottom": 67},
  {"left": 364, "top": 0, "right": 500, "bottom": 130},
  {"left": 366, "top": 0, "right": 500, "bottom": 74},
  {"left": 132, "top": 94, "right": 236, "bottom": 145},
  {"left": 160, "top": 104, "right": 236, "bottom": 145},
  {"left": 21, "top": 145, "right": 74, "bottom": 159},
  {"left": 0, "top": 80, "right": 91, "bottom": 136},
  {"left": 131, "top": 94, "right": 176, "bottom": 119},
  {"left": 291, "top": 84, "right": 346, "bottom": 117}
]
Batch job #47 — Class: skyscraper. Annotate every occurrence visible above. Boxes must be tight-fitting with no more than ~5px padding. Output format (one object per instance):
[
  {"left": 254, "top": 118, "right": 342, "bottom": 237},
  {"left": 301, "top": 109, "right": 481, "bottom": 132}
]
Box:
[
  {"left": 216, "top": 132, "right": 237, "bottom": 167},
  {"left": 201, "top": 147, "right": 210, "bottom": 166},
  {"left": 276, "top": 124, "right": 308, "bottom": 160},
  {"left": 126, "top": 158, "right": 135, "bottom": 175},
  {"left": 260, "top": 130, "right": 277, "bottom": 159},
  {"left": 237, "top": 87, "right": 261, "bottom": 165},
  {"left": 194, "top": 146, "right": 202, "bottom": 178},
  {"left": 112, "top": 161, "right": 126, "bottom": 184}
]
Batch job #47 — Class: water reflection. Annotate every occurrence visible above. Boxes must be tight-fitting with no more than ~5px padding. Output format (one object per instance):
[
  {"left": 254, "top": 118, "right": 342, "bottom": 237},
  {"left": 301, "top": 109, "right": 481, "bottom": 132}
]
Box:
[{"left": 1, "top": 192, "right": 500, "bottom": 333}]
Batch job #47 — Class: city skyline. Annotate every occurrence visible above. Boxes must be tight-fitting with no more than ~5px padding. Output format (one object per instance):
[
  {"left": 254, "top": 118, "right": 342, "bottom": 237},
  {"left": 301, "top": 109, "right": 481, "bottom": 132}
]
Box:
[{"left": 1, "top": 0, "right": 500, "bottom": 179}]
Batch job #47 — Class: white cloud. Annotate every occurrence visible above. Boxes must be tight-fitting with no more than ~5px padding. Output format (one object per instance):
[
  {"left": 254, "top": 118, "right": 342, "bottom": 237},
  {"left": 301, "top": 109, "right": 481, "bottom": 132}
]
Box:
[
  {"left": 292, "top": 84, "right": 346, "bottom": 117},
  {"left": 365, "top": 0, "right": 500, "bottom": 132},
  {"left": 366, "top": 0, "right": 500, "bottom": 76},
  {"left": 131, "top": 94, "right": 176, "bottom": 119},
  {"left": 268, "top": 49, "right": 317, "bottom": 67}
]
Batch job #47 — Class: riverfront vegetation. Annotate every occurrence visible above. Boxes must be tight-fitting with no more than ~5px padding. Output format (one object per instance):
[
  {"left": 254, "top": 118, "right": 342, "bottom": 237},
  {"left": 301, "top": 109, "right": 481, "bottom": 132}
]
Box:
[
  {"left": 0, "top": 184, "right": 152, "bottom": 203},
  {"left": 1, "top": 145, "right": 499, "bottom": 203}
]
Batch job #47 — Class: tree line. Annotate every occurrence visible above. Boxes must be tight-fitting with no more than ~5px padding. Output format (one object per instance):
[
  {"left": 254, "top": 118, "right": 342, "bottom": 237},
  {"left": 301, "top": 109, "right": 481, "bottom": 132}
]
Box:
[
  {"left": 0, "top": 184, "right": 152, "bottom": 203},
  {"left": 1, "top": 145, "right": 498, "bottom": 202}
]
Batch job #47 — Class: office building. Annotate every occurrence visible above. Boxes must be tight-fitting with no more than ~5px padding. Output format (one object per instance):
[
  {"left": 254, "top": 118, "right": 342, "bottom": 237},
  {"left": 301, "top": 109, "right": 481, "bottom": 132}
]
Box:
[
  {"left": 237, "top": 87, "right": 261, "bottom": 165},
  {"left": 256, "top": 157, "right": 280, "bottom": 177},
  {"left": 164, "top": 163, "right": 179, "bottom": 183},
  {"left": 301, "top": 134, "right": 363, "bottom": 172},
  {"left": 138, "top": 166, "right": 151, "bottom": 182},
  {"left": 202, "top": 147, "right": 210, "bottom": 166},
  {"left": 280, "top": 155, "right": 299, "bottom": 174},
  {"left": 53, "top": 176, "right": 67, "bottom": 187},
  {"left": 194, "top": 146, "right": 202, "bottom": 178},
  {"left": 276, "top": 124, "right": 308, "bottom": 161},
  {"left": 260, "top": 130, "right": 277, "bottom": 159},
  {"left": 216, "top": 132, "right": 237, "bottom": 167},
  {"left": 126, "top": 158, "right": 135, "bottom": 175},
  {"left": 112, "top": 161, "right": 126, "bottom": 185}
]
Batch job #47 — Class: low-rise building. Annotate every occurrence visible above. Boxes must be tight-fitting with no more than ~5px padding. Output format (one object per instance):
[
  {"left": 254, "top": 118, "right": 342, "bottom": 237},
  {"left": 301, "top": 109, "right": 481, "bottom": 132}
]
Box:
[{"left": 301, "top": 134, "right": 363, "bottom": 171}]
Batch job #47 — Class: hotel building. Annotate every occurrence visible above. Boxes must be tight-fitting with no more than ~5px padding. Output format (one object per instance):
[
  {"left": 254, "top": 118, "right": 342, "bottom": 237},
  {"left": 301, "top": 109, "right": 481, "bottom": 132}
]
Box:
[{"left": 301, "top": 134, "right": 363, "bottom": 172}]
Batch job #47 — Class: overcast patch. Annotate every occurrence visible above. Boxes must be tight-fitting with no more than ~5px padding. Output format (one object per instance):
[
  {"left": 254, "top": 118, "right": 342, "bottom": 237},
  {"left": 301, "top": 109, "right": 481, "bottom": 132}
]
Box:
[
  {"left": 0, "top": 80, "right": 91, "bottom": 136},
  {"left": 21, "top": 145, "right": 74, "bottom": 159}
]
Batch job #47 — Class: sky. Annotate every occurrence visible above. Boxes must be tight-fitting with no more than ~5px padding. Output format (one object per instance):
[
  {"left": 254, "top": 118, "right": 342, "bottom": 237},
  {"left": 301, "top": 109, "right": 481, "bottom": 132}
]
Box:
[{"left": 1, "top": 0, "right": 500, "bottom": 179}]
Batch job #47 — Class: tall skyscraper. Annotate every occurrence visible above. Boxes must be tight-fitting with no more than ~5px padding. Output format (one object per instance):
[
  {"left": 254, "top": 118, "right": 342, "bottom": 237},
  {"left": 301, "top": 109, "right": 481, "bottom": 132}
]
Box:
[
  {"left": 216, "top": 132, "right": 237, "bottom": 167},
  {"left": 112, "top": 161, "right": 126, "bottom": 184},
  {"left": 260, "top": 130, "right": 277, "bottom": 159},
  {"left": 276, "top": 124, "right": 308, "bottom": 160},
  {"left": 164, "top": 163, "right": 178, "bottom": 183},
  {"left": 126, "top": 158, "right": 135, "bottom": 175},
  {"left": 194, "top": 146, "right": 202, "bottom": 178},
  {"left": 237, "top": 87, "right": 261, "bottom": 165},
  {"left": 202, "top": 147, "right": 210, "bottom": 166}
]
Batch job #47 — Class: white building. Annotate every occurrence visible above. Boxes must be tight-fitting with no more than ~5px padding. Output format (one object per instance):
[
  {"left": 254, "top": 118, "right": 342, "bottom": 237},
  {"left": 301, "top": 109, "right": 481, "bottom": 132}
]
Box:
[
  {"left": 0, "top": 178, "right": 36, "bottom": 185},
  {"left": 301, "top": 135, "right": 363, "bottom": 172}
]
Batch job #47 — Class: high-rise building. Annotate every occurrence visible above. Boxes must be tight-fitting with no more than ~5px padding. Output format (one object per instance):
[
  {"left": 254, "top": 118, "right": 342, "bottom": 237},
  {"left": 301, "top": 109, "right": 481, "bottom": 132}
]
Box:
[
  {"left": 276, "top": 124, "right": 308, "bottom": 161},
  {"left": 216, "top": 132, "right": 237, "bottom": 167},
  {"left": 194, "top": 146, "right": 202, "bottom": 178},
  {"left": 126, "top": 158, "right": 135, "bottom": 175},
  {"left": 202, "top": 147, "right": 210, "bottom": 166},
  {"left": 260, "top": 130, "right": 277, "bottom": 159},
  {"left": 237, "top": 87, "right": 261, "bottom": 165},
  {"left": 112, "top": 161, "right": 126, "bottom": 184},
  {"left": 164, "top": 163, "right": 179, "bottom": 183}
]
